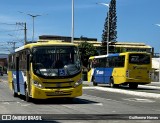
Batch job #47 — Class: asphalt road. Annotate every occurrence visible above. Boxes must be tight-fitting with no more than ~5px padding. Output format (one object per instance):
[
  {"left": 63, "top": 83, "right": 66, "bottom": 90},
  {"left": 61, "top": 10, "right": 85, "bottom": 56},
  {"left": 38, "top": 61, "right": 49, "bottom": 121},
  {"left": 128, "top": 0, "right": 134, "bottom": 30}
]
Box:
[{"left": 0, "top": 75, "right": 160, "bottom": 123}]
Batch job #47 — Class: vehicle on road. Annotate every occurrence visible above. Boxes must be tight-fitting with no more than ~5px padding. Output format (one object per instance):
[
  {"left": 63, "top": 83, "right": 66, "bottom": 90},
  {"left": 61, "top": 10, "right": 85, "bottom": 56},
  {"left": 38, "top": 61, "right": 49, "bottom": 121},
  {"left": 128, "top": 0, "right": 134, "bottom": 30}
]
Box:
[
  {"left": 87, "top": 52, "right": 152, "bottom": 89},
  {"left": 8, "top": 41, "right": 82, "bottom": 101},
  {"left": 0, "top": 67, "right": 3, "bottom": 76}
]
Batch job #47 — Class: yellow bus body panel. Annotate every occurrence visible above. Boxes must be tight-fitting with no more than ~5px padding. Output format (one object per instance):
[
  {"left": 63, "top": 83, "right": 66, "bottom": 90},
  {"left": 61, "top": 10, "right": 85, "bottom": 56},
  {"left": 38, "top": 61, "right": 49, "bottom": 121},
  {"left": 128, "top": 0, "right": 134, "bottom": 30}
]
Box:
[
  {"left": 8, "top": 71, "right": 13, "bottom": 90},
  {"left": 30, "top": 72, "right": 82, "bottom": 99}
]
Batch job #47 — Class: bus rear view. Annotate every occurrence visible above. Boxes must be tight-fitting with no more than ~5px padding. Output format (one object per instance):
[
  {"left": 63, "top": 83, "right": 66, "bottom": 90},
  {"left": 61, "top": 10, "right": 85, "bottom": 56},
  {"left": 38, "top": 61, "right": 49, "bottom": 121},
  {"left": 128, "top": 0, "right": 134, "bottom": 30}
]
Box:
[
  {"left": 87, "top": 52, "right": 152, "bottom": 89},
  {"left": 125, "top": 52, "right": 152, "bottom": 88}
]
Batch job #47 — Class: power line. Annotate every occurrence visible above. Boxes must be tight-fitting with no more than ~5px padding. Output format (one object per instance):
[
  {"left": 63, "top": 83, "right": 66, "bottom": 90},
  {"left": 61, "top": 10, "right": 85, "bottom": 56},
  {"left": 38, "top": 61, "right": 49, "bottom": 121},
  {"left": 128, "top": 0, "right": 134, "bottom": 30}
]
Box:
[
  {"left": 0, "top": 29, "right": 24, "bottom": 32},
  {"left": 18, "top": 11, "right": 47, "bottom": 41},
  {"left": 0, "top": 22, "right": 16, "bottom": 25}
]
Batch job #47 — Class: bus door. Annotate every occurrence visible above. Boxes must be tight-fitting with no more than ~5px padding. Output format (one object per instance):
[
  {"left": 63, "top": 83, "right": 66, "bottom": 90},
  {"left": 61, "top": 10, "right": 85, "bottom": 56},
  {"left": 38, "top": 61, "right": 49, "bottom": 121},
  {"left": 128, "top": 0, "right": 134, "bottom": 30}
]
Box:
[
  {"left": 14, "top": 56, "right": 20, "bottom": 94},
  {"left": 87, "top": 59, "right": 93, "bottom": 82},
  {"left": 26, "top": 54, "right": 31, "bottom": 96}
]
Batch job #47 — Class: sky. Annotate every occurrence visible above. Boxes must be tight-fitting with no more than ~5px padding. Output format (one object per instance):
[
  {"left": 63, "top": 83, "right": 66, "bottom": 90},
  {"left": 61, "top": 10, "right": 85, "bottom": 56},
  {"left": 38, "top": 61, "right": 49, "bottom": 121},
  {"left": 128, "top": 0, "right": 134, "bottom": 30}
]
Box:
[{"left": 0, "top": 0, "right": 160, "bottom": 54}]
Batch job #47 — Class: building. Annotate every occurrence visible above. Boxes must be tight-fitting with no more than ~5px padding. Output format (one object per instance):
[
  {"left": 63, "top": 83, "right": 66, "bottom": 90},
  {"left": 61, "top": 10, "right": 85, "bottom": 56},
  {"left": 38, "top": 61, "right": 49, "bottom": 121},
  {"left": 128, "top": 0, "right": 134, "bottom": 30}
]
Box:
[
  {"left": 39, "top": 35, "right": 97, "bottom": 42},
  {"left": 0, "top": 54, "right": 8, "bottom": 66},
  {"left": 0, "top": 54, "right": 8, "bottom": 74},
  {"left": 39, "top": 35, "right": 153, "bottom": 55},
  {"left": 110, "top": 42, "right": 153, "bottom": 54}
]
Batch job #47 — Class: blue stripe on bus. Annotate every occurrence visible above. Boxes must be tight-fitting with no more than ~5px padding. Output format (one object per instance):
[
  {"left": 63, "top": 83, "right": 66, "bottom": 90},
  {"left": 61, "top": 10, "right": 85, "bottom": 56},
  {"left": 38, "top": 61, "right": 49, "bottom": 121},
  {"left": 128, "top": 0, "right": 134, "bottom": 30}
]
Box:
[
  {"left": 12, "top": 71, "right": 26, "bottom": 95},
  {"left": 93, "top": 68, "right": 114, "bottom": 84},
  {"left": 108, "top": 53, "right": 120, "bottom": 57}
]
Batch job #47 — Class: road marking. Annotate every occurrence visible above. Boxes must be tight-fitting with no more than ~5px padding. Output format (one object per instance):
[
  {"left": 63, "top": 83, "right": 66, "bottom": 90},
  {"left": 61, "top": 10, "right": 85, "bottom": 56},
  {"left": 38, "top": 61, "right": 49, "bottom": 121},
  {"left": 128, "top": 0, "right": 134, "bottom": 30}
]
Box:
[
  {"left": 83, "top": 86, "right": 160, "bottom": 99},
  {"left": 123, "top": 98, "right": 155, "bottom": 103},
  {"left": 17, "top": 101, "right": 30, "bottom": 106},
  {"left": 139, "top": 85, "right": 160, "bottom": 90},
  {"left": 93, "top": 103, "right": 103, "bottom": 106},
  {"left": 3, "top": 102, "right": 10, "bottom": 105}
]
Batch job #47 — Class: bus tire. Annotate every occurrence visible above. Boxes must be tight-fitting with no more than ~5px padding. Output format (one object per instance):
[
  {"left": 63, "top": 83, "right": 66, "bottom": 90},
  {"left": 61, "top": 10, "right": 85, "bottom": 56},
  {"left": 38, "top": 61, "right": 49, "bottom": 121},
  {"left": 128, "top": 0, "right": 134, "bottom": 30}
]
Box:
[
  {"left": 92, "top": 77, "right": 97, "bottom": 86},
  {"left": 110, "top": 78, "right": 119, "bottom": 88},
  {"left": 25, "top": 87, "right": 31, "bottom": 102},
  {"left": 65, "top": 97, "right": 74, "bottom": 102},
  {"left": 129, "top": 83, "right": 138, "bottom": 89},
  {"left": 110, "top": 77, "right": 114, "bottom": 88},
  {"left": 12, "top": 82, "right": 18, "bottom": 97}
]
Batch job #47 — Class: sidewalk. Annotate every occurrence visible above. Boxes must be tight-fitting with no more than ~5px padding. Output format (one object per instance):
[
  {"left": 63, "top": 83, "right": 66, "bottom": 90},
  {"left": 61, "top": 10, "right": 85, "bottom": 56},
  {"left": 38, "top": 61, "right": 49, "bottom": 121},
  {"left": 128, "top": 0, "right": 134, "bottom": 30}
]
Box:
[
  {"left": 148, "top": 81, "right": 160, "bottom": 86},
  {"left": 83, "top": 81, "right": 160, "bottom": 87}
]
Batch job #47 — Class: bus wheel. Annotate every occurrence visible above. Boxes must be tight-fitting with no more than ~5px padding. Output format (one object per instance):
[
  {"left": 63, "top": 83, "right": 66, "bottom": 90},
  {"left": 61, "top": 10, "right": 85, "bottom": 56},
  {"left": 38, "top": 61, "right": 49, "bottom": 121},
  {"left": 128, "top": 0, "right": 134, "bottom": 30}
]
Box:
[
  {"left": 12, "top": 83, "right": 18, "bottom": 97},
  {"left": 93, "top": 77, "right": 97, "bottom": 86},
  {"left": 110, "top": 78, "right": 114, "bottom": 88},
  {"left": 129, "top": 83, "right": 138, "bottom": 89},
  {"left": 110, "top": 78, "right": 119, "bottom": 88},
  {"left": 25, "top": 88, "right": 30, "bottom": 102},
  {"left": 65, "top": 98, "right": 74, "bottom": 103}
]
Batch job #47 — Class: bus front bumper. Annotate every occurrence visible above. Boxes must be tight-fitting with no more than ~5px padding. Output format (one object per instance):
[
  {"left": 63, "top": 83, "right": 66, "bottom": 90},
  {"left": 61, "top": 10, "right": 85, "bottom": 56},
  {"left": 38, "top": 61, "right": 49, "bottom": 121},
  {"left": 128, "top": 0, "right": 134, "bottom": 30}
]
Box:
[{"left": 31, "top": 85, "right": 82, "bottom": 99}]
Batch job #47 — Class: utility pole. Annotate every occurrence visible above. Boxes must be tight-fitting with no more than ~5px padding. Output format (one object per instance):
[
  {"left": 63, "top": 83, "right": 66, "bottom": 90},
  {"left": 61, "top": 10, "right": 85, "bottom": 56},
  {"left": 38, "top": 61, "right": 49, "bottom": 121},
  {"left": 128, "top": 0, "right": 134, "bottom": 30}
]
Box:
[
  {"left": 8, "top": 42, "right": 17, "bottom": 52},
  {"left": 18, "top": 11, "right": 47, "bottom": 42},
  {"left": 24, "top": 22, "right": 27, "bottom": 44},
  {"left": 16, "top": 22, "right": 27, "bottom": 45}
]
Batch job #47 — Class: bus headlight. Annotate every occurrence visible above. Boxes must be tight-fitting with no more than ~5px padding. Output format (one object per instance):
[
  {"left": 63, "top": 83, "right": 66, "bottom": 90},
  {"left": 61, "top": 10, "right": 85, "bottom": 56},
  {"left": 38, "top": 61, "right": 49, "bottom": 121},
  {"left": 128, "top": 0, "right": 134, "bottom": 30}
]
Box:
[
  {"left": 32, "top": 81, "right": 44, "bottom": 89},
  {"left": 74, "top": 79, "right": 82, "bottom": 87}
]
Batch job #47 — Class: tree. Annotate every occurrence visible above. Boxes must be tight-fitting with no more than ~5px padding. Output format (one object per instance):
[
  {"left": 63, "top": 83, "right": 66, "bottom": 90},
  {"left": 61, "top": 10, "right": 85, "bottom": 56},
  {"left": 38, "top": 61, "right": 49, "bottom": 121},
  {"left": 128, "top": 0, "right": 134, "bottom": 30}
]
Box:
[
  {"left": 78, "top": 41, "right": 98, "bottom": 68},
  {"left": 101, "top": 0, "right": 117, "bottom": 54}
]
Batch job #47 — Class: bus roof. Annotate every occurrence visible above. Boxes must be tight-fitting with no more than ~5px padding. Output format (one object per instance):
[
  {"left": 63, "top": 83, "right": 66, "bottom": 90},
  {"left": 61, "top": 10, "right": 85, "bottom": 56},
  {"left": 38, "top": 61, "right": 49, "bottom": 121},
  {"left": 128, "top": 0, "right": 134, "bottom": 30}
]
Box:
[{"left": 15, "top": 41, "right": 77, "bottom": 52}]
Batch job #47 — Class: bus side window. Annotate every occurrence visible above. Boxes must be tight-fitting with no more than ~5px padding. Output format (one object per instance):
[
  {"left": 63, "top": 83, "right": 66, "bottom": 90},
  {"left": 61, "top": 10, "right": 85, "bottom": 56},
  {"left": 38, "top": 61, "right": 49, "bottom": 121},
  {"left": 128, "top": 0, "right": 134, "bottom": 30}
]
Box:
[
  {"left": 106, "top": 58, "right": 110, "bottom": 67},
  {"left": 108, "top": 57, "right": 114, "bottom": 67},
  {"left": 99, "top": 58, "right": 105, "bottom": 67},
  {"left": 92, "top": 59, "right": 98, "bottom": 68},
  {"left": 116, "top": 56, "right": 125, "bottom": 67},
  {"left": 120, "top": 56, "right": 125, "bottom": 67}
]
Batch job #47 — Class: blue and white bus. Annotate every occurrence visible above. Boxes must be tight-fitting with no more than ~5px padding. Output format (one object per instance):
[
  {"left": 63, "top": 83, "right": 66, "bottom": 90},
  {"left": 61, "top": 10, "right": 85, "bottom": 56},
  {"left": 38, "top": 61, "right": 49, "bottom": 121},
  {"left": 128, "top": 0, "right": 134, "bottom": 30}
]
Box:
[{"left": 87, "top": 52, "right": 152, "bottom": 88}]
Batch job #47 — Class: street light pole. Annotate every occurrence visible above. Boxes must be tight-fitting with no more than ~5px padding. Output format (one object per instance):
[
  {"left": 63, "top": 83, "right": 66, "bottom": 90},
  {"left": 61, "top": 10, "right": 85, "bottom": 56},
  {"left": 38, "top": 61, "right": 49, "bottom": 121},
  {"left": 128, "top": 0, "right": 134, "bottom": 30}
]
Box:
[
  {"left": 96, "top": 2, "right": 110, "bottom": 54},
  {"left": 71, "top": 0, "right": 74, "bottom": 43},
  {"left": 155, "top": 23, "right": 160, "bottom": 82},
  {"left": 107, "top": 6, "right": 110, "bottom": 55},
  {"left": 18, "top": 11, "right": 44, "bottom": 42},
  {"left": 27, "top": 14, "right": 42, "bottom": 41}
]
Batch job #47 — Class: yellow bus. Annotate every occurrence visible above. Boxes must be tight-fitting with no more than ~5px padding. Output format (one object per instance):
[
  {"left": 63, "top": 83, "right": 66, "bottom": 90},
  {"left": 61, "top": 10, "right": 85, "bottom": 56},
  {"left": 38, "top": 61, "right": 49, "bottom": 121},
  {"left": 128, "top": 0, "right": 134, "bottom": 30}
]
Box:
[
  {"left": 88, "top": 52, "right": 152, "bottom": 89},
  {"left": 8, "top": 41, "right": 82, "bottom": 101}
]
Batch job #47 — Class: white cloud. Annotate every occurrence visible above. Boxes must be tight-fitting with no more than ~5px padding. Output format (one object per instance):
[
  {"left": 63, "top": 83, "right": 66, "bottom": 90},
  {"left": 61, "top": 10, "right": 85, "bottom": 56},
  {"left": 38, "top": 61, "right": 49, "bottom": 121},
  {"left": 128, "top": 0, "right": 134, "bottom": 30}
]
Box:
[{"left": 155, "top": 24, "right": 160, "bottom": 27}]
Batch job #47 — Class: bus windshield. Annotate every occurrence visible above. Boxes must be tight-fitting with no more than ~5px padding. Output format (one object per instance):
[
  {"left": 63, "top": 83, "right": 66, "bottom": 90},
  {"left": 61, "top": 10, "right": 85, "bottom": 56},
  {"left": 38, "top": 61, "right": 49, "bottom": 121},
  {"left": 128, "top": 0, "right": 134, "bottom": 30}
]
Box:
[
  {"left": 129, "top": 54, "right": 150, "bottom": 64},
  {"left": 32, "top": 46, "right": 81, "bottom": 77}
]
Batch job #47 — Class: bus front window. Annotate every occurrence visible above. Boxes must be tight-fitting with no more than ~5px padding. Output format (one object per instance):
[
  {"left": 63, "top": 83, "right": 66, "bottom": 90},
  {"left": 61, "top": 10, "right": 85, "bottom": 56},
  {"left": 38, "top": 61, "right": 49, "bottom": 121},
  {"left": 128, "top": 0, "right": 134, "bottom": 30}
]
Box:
[{"left": 32, "top": 46, "right": 81, "bottom": 77}]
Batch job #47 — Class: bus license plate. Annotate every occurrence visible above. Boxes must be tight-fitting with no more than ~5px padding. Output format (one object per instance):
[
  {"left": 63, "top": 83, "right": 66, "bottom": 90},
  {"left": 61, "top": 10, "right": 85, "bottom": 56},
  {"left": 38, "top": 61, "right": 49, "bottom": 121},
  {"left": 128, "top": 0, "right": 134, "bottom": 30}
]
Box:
[{"left": 54, "top": 91, "right": 63, "bottom": 94}]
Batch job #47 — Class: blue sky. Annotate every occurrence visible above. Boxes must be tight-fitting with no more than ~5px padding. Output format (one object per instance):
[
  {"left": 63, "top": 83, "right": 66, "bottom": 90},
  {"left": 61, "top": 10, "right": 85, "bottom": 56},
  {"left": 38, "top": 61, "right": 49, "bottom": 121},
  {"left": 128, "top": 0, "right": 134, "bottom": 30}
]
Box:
[{"left": 0, "top": 0, "right": 160, "bottom": 53}]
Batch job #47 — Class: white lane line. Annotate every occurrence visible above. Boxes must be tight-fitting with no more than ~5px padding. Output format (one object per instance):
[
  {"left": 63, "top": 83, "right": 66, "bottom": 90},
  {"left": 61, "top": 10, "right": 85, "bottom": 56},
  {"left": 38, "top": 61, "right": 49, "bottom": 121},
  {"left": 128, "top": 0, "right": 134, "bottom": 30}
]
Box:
[
  {"left": 3, "top": 102, "right": 10, "bottom": 105},
  {"left": 93, "top": 103, "right": 103, "bottom": 106},
  {"left": 122, "top": 98, "right": 155, "bottom": 103},
  {"left": 83, "top": 87, "right": 160, "bottom": 99},
  {"left": 17, "top": 101, "right": 30, "bottom": 106},
  {"left": 139, "top": 85, "right": 160, "bottom": 90}
]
